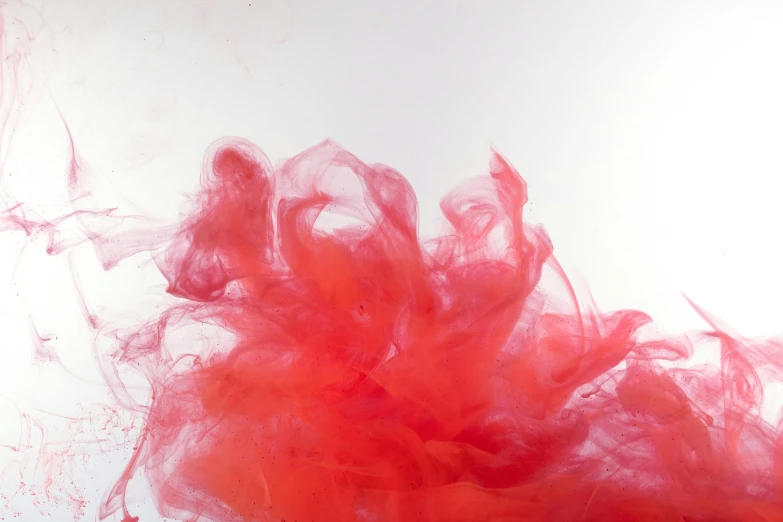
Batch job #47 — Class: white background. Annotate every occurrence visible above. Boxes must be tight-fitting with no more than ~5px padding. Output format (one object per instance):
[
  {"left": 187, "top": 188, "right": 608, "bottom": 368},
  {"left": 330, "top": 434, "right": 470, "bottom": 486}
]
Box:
[
  {"left": 25, "top": 0, "right": 783, "bottom": 334},
  {"left": 2, "top": 1, "right": 783, "bottom": 520}
]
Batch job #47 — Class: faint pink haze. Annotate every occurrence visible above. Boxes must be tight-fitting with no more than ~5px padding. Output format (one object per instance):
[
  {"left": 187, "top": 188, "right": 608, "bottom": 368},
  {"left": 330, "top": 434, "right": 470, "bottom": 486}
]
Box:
[{"left": 2, "top": 4, "right": 783, "bottom": 522}]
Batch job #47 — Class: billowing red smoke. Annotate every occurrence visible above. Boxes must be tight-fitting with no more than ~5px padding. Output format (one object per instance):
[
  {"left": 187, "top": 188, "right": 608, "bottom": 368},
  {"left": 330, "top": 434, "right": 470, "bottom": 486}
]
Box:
[
  {"left": 89, "top": 138, "right": 783, "bottom": 521},
  {"left": 0, "top": 3, "right": 780, "bottom": 521}
]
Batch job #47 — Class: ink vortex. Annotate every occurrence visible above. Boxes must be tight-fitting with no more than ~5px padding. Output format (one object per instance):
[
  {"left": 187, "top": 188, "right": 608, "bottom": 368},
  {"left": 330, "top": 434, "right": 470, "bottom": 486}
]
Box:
[{"left": 94, "top": 138, "right": 783, "bottom": 522}]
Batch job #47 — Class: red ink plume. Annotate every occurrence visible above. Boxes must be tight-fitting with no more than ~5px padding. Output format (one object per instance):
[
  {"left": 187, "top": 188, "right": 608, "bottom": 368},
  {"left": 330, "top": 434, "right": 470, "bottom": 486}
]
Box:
[{"left": 93, "top": 138, "right": 783, "bottom": 521}]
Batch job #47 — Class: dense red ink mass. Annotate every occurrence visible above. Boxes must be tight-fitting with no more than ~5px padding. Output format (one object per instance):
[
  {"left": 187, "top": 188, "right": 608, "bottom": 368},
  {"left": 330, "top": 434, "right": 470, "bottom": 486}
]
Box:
[{"left": 91, "top": 138, "right": 783, "bottom": 522}]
